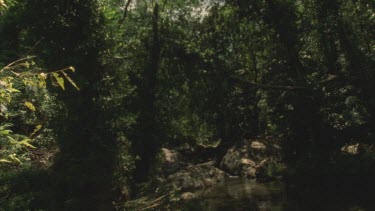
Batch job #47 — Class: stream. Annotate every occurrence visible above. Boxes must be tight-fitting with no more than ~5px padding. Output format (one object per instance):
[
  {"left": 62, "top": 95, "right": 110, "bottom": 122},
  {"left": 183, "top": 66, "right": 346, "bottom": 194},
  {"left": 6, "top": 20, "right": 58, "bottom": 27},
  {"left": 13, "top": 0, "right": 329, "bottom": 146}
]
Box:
[{"left": 183, "top": 178, "right": 374, "bottom": 211}]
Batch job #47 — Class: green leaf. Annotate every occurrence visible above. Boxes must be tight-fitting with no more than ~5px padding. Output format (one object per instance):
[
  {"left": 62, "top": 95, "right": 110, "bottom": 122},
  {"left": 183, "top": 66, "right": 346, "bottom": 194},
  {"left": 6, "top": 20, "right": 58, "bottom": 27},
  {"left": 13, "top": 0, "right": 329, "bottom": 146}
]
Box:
[
  {"left": 24, "top": 101, "right": 36, "bottom": 111},
  {"left": 19, "top": 138, "right": 36, "bottom": 149},
  {"left": 52, "top": 72, "right": 65, "bottom": 90},
  {"left": 0, "top": 159, "right": 12, "bottom": 163},
  {"left": 9, "top": 154, "right": 21, "bottom": 163},
  {"left": 7, "top": 136, "right": 17, "bottom": 144},
  {"left": 0, "top": 129, "right": 11, "bottom": 135},
  {"left": 30, "top": 124, "right": 42, "bottom": 137},
  {"left": 6, "top": 88, "right": 20, "bottom": 93}
]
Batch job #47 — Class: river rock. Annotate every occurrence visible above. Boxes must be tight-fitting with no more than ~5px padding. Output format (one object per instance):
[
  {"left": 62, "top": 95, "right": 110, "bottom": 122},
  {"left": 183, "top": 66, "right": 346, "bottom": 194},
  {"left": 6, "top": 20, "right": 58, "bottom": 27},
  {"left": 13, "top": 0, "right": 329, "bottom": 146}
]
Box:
[
  {"left": 244, "top": 167, "right": 257, "bottom": 178},
  {"left": 220, "top": 137, "right": 282, "bottom": 179},
  {"left": 154, "top": 148, "right": 187, "bottom": 176},
  {"left": 220, "top": 148, "right": 243, "bottom": 175},
  {"left": 180, "top": 192, "right": 197, "bottom": 201},
  {"left": 220, "top": 145, "right": 258, "bottom": 177},
  {"left": 168, "top": 161, "right": 228, "bottom": 191},
  {"left": 251, "top": 141, "right": 266, "bottom": 150}
]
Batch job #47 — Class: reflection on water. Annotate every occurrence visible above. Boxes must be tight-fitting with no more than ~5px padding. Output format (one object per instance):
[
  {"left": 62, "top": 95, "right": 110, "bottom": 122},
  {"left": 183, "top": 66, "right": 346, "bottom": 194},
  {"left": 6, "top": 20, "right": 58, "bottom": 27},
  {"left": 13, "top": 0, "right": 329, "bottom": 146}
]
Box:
[
  {"left": 184, "top": 179, "right": 285, "bottom": 211},
  {"left": 183, "top": 178, "right": 374, "bottom": 211}
]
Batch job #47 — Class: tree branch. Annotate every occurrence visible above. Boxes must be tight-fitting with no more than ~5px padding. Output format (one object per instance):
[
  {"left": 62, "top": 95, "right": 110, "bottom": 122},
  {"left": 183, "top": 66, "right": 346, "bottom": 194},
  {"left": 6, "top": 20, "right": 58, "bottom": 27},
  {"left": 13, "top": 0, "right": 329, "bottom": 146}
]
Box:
[
  {"left": 119, "top": 0, "right": 132, "bottom": 24},
  {"left": 0, "top": 56, "right": 36, "bottom": 73}
]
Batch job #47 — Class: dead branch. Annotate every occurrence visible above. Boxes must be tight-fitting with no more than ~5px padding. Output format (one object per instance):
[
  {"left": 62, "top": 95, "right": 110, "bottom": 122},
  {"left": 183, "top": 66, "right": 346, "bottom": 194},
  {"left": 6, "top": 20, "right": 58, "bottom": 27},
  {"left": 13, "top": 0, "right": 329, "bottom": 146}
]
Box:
[{"left": 0, "top": 56, "right": 36, "bottom": 73}]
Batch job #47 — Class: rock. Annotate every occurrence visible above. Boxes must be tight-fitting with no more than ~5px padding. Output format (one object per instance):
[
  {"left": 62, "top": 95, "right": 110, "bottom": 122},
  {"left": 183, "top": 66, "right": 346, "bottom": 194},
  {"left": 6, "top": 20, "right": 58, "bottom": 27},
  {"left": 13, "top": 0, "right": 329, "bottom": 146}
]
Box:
[
  {"left": 341, "top": 143, "right": 360, "bottom": 155},
  {"left": 240, "top": 158, "right": 257, "bottom": 178},
  {"left": 251, "top": 141, "right": 266, "bottom": 150},
  {"left": 240, "top": 158, "right": 256, "bottom": 166},
  {"left": 156, "top": 148, "right": 186, "bottom": 176},
  {"left": 203, "top": 178, "right": 215, "bottom": 186},
  {"left": 177, "top": 141, "right": 221, "bottom": 163},
  {"left": 220, "top": 137, "right": 282, "bottom": 179},
  {"left": 161, "top": 148, "right": 181, "bottom": 163},
  {"left": 220, "top": 148, "right": 242, "bottom": 175},
  {"left": 168, "top": 161, "right": 228, "bottom": 191},
  {"left": 243, "top": 166, "right": 257, "bottom": 178},
  {"left": 256, "top": 159, "right": 269, "bottom": 168},
  {"left": 181, "top": 192, "right": 197, "bottom": 201},
  {"left": 220, "top": 149, "right": 257, "bottom": 177}
]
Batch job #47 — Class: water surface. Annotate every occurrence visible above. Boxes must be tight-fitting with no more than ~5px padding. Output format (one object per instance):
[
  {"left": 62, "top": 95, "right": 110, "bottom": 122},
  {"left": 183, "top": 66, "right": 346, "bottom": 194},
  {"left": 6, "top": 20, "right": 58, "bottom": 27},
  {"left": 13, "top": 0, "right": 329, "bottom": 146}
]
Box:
[{"left": 183, "top": 178, "right": 374, "bottom": 211}]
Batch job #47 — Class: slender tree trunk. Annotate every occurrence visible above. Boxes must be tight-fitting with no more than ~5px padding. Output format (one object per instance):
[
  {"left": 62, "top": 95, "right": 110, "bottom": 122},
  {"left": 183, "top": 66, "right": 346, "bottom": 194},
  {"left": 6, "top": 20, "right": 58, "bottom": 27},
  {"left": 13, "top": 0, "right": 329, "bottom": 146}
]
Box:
[
  {"left": 264, "top": 0, "right": 319, "bottom": 163},
  {"left": 133, "top": 3, "right": 161, "bottom": 182},
  {"left": 249, "top": 31, "right": 260, "bottom": 134},
  {"left": 315, "top": 0, "right": 340, "bottom": 75}
]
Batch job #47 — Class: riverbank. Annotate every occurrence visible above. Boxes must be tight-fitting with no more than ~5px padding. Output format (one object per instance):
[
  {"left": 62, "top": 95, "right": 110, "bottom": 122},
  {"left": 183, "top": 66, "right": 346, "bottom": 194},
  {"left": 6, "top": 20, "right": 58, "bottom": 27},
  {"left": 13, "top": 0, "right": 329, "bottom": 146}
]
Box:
[{"left": 121, "top": 137, "right": 375, "bottom": 210}]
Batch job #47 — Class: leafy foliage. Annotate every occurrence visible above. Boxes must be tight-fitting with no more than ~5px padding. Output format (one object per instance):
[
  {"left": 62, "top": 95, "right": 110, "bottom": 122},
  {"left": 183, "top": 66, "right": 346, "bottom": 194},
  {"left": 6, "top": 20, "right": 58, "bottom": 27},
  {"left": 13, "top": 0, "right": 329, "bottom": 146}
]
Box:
[{"left": 0, "top": 57, "right": 77, "bottom": 164}]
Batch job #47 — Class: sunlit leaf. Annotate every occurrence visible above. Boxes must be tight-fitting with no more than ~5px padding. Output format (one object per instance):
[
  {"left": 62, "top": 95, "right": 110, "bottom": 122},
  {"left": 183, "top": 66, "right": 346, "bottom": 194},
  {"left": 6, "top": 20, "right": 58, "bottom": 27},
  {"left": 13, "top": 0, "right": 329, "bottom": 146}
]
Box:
[
  {"left": 24, "top": 101, "right": 36, "bottom": 111},
  {"left": 19, "top": 138, "right": 36, "bottom": 149},
  {"left": 52, "top": 72, "right": 65, "bottom": 90},
  {"left": 7, "top": 136, "right": 17, "bottom": 144},
  {"left": 0, "top": 159, "right": 12, "bottom": 163},
  {"left": 30, "top": 124, "right": 42, "bottom": 137},
  {"left": 0, "top": 0, "right": 7, "bottom": 8},
  {"left": 6, "top": 88, "right": 20, "bottom": 93},
  {"left": 0, "top": 129, "right": 11, "bottom": 135},
  {"left": 9, "top": 154, "right": 21, "bottom": 163}
]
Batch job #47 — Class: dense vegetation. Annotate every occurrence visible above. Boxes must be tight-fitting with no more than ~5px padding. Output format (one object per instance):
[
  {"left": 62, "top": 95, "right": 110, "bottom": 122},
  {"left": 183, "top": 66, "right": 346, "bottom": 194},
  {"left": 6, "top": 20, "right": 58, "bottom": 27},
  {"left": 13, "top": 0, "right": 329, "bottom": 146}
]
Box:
[{"left": 0, "top": 0, "right": 374, "bottom": 210}]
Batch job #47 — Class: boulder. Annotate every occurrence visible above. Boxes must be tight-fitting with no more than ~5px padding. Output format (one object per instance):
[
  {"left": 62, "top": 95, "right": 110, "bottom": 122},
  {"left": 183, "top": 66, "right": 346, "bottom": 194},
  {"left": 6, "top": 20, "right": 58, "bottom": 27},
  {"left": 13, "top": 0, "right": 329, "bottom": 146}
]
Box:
[
  {"left": 240, "top": 158, "right": 256, "bottom": 166},
  {"left": 220, "top": 148, "right": 242, "bottom": 175},
  {"left": 180, "top": 192, "right": 197, "bottom": 201},
  {"left": 168, "top": 161, "right": 228, "bottom": 191},
  {"left": 240, "top": 158, "right": 257, "bottom": 178},
  {"left": 220, "top": 137, "right": 282, "bottom": 179},
  {"left": 341, "top": 143, "right": 360, "bottom": 155},
  {"left": 251, "top": 141, "right": 266, "bottom": 150},
  {"left": 156, "top": 148, "right": 186, "bottom": 176},
  {"left": 220, "top": 144, "right": 259, "bottom": 177},
  {"left": 243, "top": 166, "right": 257, "bottom": 178}
]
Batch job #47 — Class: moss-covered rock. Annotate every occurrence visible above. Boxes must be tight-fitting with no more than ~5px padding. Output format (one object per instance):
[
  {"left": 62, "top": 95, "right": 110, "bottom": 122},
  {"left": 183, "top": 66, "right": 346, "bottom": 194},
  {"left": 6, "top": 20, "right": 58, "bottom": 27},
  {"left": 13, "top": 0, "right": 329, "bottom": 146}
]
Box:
[
  {"left": 168, "top": 161, "right": 228, "bottom": 191},
  {"left": 220, "top": 137, "right": 283, "bottom": 179}
]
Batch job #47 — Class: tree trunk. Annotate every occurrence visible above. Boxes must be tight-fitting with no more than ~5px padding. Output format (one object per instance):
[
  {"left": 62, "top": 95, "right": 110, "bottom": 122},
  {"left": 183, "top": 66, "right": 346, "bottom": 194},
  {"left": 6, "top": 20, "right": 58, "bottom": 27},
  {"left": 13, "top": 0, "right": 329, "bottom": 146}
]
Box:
[{"left": 133, "top": 3, "right": 161, "bottom": 183}]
